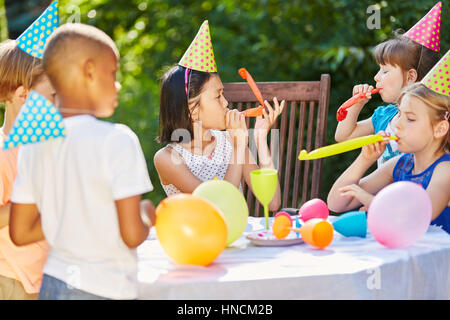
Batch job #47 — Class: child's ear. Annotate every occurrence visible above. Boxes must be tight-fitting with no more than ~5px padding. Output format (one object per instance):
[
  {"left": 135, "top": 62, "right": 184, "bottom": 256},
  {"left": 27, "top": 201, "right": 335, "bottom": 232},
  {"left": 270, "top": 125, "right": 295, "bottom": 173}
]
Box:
[
  {"left": 83, "top": 59, "right": 96, "bottom": 81},
  {"left": 434, "top": 120, "right": 449, "bottom": 139},
  {"left": 406, "top": 69, "right": 418, "bottom": 84},
  {"left": 190, "top": 107, "right": 199, "bottom": 122},
  {"left": 13, "top": 85, "right": 29, "bottom": 105},
  {"left": 189, "top": 100, "right": 201, "bottom": 122}
]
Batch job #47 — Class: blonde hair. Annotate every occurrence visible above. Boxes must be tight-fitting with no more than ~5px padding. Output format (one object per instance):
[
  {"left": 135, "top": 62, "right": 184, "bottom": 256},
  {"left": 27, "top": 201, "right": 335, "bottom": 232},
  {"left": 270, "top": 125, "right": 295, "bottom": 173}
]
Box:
[
  {"left": 399, "top": 82, "right": 450, "bottom": 153},
  {"left": 0, "top": 39, "right": 44, "bottom": 102}
]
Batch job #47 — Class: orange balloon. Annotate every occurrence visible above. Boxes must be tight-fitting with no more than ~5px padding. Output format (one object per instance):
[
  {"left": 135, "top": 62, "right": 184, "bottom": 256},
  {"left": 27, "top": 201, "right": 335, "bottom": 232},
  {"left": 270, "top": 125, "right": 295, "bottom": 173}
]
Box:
[
  {"left": 155, "top": 194, "right": 228, "bottom": 266},
  {"left": 300, "top": 218, "right": 334, "bottom": 249}
]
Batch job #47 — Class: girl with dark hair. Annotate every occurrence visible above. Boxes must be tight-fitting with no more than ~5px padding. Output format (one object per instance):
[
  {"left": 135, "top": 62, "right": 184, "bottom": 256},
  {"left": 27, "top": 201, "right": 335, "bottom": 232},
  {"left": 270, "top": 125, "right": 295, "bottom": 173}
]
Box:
[{"left": 154, "top": 21, "right": 284, "bottom": 212}]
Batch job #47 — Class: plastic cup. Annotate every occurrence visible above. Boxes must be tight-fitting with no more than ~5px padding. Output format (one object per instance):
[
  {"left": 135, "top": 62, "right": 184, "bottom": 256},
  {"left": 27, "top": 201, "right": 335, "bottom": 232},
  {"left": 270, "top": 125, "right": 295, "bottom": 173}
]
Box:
[
  {"left": 299, "top": 218, "right": 334, "bottom": 249},
  {"left": 332, "top": 211, "right": 367, "bottom": 238},
  {"left": 272, "top": 215, "right": 292, "bottom": 239}
]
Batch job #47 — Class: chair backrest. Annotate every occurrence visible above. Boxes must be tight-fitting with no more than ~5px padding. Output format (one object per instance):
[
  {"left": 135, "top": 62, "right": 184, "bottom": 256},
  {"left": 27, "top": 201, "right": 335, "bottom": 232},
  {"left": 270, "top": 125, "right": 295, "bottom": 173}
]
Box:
[{"left": 223, "top": 74, "right": 331, "bottom": 216}]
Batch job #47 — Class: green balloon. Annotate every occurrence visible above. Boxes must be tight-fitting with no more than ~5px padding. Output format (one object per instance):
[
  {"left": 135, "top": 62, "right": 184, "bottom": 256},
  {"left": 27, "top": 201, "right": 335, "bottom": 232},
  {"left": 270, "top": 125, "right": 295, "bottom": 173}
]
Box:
[{"left": 193, "top": 180, "right": 249, "bottom": 246}]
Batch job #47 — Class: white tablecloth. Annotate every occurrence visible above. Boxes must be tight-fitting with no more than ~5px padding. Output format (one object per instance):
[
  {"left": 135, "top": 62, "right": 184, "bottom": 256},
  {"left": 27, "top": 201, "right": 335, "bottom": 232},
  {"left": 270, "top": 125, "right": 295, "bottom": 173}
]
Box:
[{"left": 137, "top": 216, "right": 450, "bottom": 300}]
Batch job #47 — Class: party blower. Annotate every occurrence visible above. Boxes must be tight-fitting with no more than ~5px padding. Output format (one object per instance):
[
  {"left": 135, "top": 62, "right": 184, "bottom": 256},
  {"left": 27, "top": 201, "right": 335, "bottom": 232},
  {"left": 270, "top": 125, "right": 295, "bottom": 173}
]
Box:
[
  {"left": 336, "top": 88, "right": 380, "bottom": 121},
  {"left": 238, "top": 68, "right": 265, "bottom": 117},
  {"left": 272, "top": 215, "right": 334, "bottom": 249},
  {"left": 298, "top": 134, "right": 397, "bottom": 160}
]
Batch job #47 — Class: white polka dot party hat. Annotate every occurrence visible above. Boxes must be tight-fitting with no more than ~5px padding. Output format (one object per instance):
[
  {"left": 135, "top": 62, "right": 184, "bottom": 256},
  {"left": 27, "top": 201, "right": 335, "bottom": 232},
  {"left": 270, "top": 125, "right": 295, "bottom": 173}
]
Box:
[
  {"left": 404, "top": 1, "right": 441, "bottom": 53},
  {"left": 2, "top": 91, "right": 66, "bottom": 150},
  {"left": 178, "top": 20, "right": 217, "bottom": 72},
  {"left": 16, "top": 0, "right": 59, "bottom": 59},
  {"left": 421, "top": 49, "right": 450, "bottom": 97}
]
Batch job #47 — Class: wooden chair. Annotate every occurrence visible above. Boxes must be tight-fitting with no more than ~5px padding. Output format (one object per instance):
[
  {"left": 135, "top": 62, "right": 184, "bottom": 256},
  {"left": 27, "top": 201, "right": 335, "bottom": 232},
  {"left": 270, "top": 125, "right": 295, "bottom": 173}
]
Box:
[{"left": 223, "top": 74, "right": 331, "bottom": 217}]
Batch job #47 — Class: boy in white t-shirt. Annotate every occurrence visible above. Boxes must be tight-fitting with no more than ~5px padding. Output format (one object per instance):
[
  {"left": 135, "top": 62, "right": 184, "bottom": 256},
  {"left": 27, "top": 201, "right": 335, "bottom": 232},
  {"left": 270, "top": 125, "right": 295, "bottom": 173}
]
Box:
[{"left": 8, "top": 23, "right": 155, "bottom": 300}]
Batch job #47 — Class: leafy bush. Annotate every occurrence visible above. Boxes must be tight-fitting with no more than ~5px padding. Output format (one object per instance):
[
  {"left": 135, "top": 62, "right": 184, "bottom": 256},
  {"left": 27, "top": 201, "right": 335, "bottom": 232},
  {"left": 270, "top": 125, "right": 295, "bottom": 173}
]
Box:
[{"left": 3, "top": 0, "right": 449, "bottom": 207}]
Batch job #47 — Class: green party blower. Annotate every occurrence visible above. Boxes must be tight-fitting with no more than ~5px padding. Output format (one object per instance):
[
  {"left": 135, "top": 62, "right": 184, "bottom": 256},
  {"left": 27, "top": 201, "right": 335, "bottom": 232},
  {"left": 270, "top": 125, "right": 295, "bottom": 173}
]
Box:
[
  {"left": 250, "top": 169, "right": 278, "bottom": 230},
  {"left": 298, "top": 134, "right": 398, "bottom": 160}
]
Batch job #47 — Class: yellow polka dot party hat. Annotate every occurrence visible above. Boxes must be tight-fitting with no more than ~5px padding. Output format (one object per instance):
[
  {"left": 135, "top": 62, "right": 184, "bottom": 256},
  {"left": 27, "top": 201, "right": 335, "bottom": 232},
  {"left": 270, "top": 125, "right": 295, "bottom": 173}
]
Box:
[{"left": 421, "top": 49, "right": 450, "bottom": 97}]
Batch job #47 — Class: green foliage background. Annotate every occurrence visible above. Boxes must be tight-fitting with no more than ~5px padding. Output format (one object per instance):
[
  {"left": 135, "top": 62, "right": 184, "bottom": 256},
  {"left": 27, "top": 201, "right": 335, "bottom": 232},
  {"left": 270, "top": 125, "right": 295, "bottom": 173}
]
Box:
[{"left": 2, "top": 0, "right": 449, "bottom": 207}]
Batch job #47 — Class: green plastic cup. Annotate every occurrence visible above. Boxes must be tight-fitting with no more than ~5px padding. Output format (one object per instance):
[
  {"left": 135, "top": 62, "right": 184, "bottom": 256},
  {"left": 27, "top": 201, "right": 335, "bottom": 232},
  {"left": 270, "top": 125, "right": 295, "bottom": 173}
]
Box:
[{"left": 250, "top": 169, "right": 278, "bottom": 229}]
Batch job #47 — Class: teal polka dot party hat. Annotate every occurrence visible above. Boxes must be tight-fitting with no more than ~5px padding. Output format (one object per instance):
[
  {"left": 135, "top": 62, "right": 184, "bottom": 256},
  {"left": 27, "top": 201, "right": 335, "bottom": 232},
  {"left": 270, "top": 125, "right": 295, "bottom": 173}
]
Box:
[
  {"left": 16, "top": 0, "right": 59, "bottom": 58},
  {"left": 2, "top": 91, "right": 66, "bottom": 150}
]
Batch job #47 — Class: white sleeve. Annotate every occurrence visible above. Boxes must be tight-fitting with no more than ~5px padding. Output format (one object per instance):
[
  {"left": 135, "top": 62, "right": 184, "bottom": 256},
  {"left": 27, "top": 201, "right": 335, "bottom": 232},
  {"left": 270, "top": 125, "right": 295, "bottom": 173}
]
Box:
[
  {"left": 11, "top": 147, "right": 36, "bottom": 204},
  {"left": 104, "top": 124, "right": 153, "bottom": 200}
]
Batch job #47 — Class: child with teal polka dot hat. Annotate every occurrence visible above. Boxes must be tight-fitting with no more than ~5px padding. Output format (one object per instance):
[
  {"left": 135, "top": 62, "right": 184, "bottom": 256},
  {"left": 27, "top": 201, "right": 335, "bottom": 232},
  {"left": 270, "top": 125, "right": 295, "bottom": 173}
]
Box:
[
  {"left": 9, "top": 23, "right": 155, "bottom": 300},
  {"left": 0, "top": 2, "right": 59, "bottom": 299}
]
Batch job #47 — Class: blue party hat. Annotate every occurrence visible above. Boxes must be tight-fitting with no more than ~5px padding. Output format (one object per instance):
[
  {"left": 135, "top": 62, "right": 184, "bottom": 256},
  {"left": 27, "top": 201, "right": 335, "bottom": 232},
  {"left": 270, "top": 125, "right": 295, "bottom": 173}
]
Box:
[
  {"left": 2, "top": 91, "right": 66, "bottom": 150},
  {"left": 16, "top": 1, "right": 59, "bottom": 58}
]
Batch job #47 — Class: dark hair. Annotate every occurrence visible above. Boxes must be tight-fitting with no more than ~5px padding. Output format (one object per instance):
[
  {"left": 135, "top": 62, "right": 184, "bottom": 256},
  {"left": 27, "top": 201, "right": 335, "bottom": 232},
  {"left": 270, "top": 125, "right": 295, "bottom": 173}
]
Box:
[
  {"left": 373, "top": 34, "right": 441, "bottom": 81},
  {"left": 157, "top": 65, "right": 215, "bottom": 143}
]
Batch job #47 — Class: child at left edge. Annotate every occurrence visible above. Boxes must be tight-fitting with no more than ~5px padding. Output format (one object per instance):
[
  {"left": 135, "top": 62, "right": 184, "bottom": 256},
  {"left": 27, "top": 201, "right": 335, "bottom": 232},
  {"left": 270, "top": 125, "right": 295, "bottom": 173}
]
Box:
[
  {"left": 327, "top": 50, "right": 450, "bottom": 233},
  {"left": 9, "top": 23, "right": 156, "bottom": 300}
]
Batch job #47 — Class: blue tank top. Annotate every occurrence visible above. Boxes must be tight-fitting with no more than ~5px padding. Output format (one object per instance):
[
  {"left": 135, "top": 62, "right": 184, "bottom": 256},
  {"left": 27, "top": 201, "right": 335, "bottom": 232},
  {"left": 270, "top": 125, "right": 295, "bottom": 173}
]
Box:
[
  {"left": 372, "top": 105, "right": 401, "bottom": 164},
  {"left": 393, "top": 153, "right": 450, "bottom": 233}
]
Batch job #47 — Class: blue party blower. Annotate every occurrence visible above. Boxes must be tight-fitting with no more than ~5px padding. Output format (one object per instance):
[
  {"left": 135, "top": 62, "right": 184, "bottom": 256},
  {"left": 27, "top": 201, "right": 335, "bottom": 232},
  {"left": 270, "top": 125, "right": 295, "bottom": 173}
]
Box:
[{"left": 332, "top": 211, "right": 367, "bottom": 238}]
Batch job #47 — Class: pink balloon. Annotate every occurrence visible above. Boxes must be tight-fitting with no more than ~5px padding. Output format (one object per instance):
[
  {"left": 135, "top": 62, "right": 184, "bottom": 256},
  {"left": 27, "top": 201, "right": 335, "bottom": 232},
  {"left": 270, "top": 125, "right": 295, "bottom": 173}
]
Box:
[
  {"left": 299, "top": 198, "right": 329, "bottom": 222},
  {"left": 368, "top": 181, "right": 432, "bottom": 248}
]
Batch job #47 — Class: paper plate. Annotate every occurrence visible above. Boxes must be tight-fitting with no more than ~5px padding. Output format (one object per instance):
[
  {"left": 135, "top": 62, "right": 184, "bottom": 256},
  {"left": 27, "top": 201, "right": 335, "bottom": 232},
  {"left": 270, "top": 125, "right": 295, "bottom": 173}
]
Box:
[{"left": 245, "top": 230, "right": 304, "bottom": 247}]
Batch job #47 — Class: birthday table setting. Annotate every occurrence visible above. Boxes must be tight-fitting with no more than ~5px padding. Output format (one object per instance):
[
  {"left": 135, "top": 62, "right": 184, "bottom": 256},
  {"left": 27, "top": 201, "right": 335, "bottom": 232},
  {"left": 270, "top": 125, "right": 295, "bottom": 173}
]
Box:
[
  {"left": 137, "top": 177, "right": 450, "bottom": 300},
  {"left": 137, "top": 36, "right": 450, "bottom": 299}
]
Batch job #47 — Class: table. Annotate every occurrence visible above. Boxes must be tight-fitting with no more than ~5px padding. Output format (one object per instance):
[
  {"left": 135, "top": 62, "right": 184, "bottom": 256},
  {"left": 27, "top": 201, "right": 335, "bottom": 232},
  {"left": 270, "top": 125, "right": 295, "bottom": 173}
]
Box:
[{"left": 137, "top": 216, "right": 450, "bottom": 300}]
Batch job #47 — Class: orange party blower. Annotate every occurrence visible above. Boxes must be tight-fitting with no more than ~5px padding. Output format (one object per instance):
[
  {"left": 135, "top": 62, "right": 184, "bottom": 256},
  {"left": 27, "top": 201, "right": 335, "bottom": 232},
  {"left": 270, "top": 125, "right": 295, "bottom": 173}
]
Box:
[
  {"left": 239, "top": 68, "right": 265, "bottom": 117},
  {"left": 241, "top": 106, "right": 265, "bottom": 117},
  {"left": 337, "top": 88, "right": 380, "bottom": 121}
]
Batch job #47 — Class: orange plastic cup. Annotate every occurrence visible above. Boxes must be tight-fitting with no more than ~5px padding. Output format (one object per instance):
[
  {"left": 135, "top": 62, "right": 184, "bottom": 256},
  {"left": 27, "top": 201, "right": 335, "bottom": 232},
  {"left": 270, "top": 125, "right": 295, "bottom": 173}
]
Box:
[
  {"left": 299, "top": 218, "right": 334, "bottom": 249},
  {"left": 272, "top": 215, "right": 292, "bottom": 239}
]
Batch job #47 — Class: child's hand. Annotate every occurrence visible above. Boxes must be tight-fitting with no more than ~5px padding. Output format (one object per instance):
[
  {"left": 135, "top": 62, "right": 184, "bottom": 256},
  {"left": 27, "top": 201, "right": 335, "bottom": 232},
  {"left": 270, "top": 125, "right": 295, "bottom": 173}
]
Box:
[
  {"left": 254, "top": 97, "right": 285, "bottom": 139},
  {"left": 140, "top": 199, "right": 156, "bottom": 227},
  {"left": 339, "top": 184, "right": 374, "bottom": 208},
  {"left": 351, "top": 84, "right": 374, "bottom": 107},
  {"left": 226, "top": 109, "right": 248, "bottom": 147},
  {"left": 360, "top": 131, "right": 389, "bottom": 163}
]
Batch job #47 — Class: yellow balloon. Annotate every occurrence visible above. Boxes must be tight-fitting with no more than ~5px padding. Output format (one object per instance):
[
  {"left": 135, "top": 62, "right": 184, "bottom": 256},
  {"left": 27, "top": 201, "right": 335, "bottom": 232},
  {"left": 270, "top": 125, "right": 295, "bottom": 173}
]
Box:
[
  {"left": 298, "top": 134, "right": 398, "bottom": 160},
  {"left": 193, "top": 180, "right": 249, "bottom": 246},
  {"left": 155, "top": 194, "right": 228, "bottom": 266}
]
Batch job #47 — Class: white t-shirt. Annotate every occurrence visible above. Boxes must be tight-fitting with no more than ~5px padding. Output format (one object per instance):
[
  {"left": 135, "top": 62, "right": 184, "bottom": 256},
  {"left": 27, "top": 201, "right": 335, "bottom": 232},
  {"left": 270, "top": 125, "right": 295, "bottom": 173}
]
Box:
[{"left": 11, "top": 115, "right": 153, "bottom": 299}]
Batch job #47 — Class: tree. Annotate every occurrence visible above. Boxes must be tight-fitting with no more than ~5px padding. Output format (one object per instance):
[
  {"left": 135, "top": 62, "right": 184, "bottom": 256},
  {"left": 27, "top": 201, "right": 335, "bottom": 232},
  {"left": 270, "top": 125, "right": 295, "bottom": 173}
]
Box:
[
  {"left": 4, "top": 0, "right": 450, "bottom": 208},
  {"left": 0, "top": 0, "right": 8, "bottom": 41}
]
